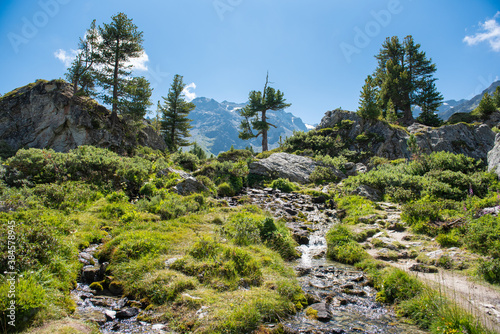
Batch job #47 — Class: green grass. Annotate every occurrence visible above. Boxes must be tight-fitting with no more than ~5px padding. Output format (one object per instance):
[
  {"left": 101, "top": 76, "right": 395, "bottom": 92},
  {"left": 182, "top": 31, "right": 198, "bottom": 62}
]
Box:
[{"left": 335, "top": 195, "right": 379, "bottom": 224}]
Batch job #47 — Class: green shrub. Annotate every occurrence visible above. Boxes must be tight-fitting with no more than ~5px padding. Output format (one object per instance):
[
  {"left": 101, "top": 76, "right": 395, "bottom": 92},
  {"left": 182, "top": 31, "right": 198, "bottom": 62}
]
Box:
[
  {"left": 466, "top": 215, "right": 500, "bottom": 258},
  {"left": 478, "top": 259, "right": 500, "bottom": 284},
  {"left": 270, "top": 178, "right": 296, "bottom": 193},
  {"left": 217, "top": 182, "right": 235, "bottom": 197},
  {"left": 224, "top": 215, "right": 261, "bottom": 246},
  {"left": 31, "top": 181, "right": 102, "bottom": 210},
  {"left": 139, "top": 182, "right": 158, "bottom": 198},
  {"left": 0, "top": 274, "right": 46, "bottom": 330},
  {"left": 309, "top": 166, "right": 340, "bottom": 184},
  {"left": 171, "top": 151, "right": 200, "bottom": 171},
  {"left": 135, "top": 193, "right": 203, "bottom": 220},
  {"left": 436, "top": 231, "right": 462, "bottom": 248},
  {"left": 195, "top": 160, "right": 248, "bottom": 193},
  {"left": 217, "top": 149, "right": 253, "bottom": 162}
]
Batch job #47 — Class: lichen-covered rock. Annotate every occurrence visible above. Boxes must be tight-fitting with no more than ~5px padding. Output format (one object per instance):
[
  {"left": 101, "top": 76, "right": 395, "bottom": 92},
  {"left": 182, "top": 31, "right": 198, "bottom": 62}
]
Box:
[
  {"left": 163, "top": 168, "right": 208, "bottom": 195},
  {"left": 488, "top": 133, "right": 500, "bottom": 177},
  {"left": 249, "top": 152, "right": 344, "bottom": 183},
  {"left": 317, "top": 109, "right": 495, "bottom": 162},
  {"left": 410, "top": 122, "right": 495, "bottom": 162},
  {"left": 0, "top": 80, "right": 166, "bottom": 155}
]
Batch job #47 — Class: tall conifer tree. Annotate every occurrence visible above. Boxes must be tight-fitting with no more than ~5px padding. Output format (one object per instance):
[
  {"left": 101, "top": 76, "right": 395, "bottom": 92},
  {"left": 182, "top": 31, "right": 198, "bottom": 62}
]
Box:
[
  {"left": 238, "top": 73, "right": 291, "bottom": 152},
  {"left": 374, "top": 35, "right": 442, "bottom": 124},
  {"left": 95, "top": 13, "right": 144, "bottom": 115},
  {"left": 159, "top": 75, "right": 195, "bottom": 152},
  {"left": 357, "top": 75, "right": 380, "bottom": 120}
]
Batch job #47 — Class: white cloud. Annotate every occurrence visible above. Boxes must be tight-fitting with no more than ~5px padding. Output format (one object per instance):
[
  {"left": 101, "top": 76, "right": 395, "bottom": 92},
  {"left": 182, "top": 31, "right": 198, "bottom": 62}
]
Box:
[
  {"left": 127, "top": 51, "right": 149, "bottom": 72},
  {"left": 54, "top": 49, "right": 78, "bottom": 67},
  {"left": 54, "top": 48, "right": 150, "bottom": 71},
  {"left": 464, "top": 12, "right": 500, "bottom": 51},
  {"left": 182, "top": 83, "right": 197, "bottom": 102}
]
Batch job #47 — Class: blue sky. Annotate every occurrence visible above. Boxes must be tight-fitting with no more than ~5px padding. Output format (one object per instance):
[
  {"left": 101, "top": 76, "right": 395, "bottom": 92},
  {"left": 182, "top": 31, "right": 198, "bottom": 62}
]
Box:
[{"left": 0, "top": 0, "right": 499, "bottom": 124}]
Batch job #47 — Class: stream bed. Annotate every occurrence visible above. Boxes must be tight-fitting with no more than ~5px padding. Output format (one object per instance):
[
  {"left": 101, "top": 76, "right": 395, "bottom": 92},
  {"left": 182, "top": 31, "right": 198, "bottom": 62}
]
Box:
[
  {"left": 233, "top": 188, "right": 426, "bottom": 334},
  {"left": 71, "top": 187, "right": 426, "bottom": 333}
]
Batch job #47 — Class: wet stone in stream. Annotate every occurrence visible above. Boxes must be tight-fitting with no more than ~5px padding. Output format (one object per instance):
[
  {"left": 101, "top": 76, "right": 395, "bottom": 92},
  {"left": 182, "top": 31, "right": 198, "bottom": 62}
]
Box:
[{"left": 72, "top": 245, "right": 168, "bottom": 333}]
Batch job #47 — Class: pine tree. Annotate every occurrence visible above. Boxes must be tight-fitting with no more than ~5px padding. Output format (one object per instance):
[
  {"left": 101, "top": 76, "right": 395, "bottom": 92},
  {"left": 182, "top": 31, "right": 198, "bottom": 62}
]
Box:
[
  {"left": 416, "top": 80, "right": 443, "bottom": 127},
  {"left": 357, "top": 75, "right": 380, "bottom": 120},
  {"left": 476, "top": 92, "right": 497, "bottom": 119},
  {"left": 65, "top": 20, "right": 98, "bottom": 96},
  {"left": 239, "top": 73, "right": 291, "bottom": 152},
  {"left": 95, "top": 13, "right": 144, "bottom": 115},
  {"left": 122, "top": 76, "right": 153, "bottom": 120},
  {"left": 386, "top": 99, "right": 398, "bottom": 123},
  {"left": 374, "top": 36, "right": 442, "bottom": 124},
  {"left": 493, "top": 86, "right": 500, "bottom": 109},
  {"left": 152, "top": 101, "right": 162, "bottom": 135},
  {"left": 189, "top": 142, "right": 207, "bottom": 160},
  {"left": 159, "top": 74, "right": 195, "bottom": 152}
]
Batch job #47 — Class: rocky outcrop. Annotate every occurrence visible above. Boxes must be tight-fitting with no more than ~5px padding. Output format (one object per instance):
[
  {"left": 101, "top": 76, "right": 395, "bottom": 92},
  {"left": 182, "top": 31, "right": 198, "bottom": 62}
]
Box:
[
  {"left": 408, "top": 123, "right": 495, "bottom": 162},
  {"left": 488, "top": 133, "right": 500, "bottom": 177},
  {"left": 317, "top": 109, "right": 495, "bottom": 162},
  {"left": 249, "top": 152, "right": 345, "bottom": 183},
  {"left": 0, "top": 80, "right": 166, "bottom": 155}
]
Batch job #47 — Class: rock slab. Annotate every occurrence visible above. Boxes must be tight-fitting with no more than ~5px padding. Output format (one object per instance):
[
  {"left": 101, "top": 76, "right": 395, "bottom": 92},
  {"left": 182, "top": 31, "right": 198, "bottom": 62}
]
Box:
[{"left": 249, "top": 152, "right": 344, "bottom": 183}]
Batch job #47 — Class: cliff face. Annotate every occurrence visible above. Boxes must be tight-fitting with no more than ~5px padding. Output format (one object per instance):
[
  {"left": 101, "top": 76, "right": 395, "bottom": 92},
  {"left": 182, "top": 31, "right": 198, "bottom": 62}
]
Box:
[
  {"left": 317, "top": 109, "right": 495, "bottom": 162},
  {"left": 0, "top": 80, "right": 166, "bottom": 155}
]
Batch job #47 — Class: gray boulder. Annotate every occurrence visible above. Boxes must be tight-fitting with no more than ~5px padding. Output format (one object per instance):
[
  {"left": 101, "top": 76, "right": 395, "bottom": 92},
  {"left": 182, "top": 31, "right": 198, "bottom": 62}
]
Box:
[
  {"left": 350, "top": 184, "right": 382, "bottom": 202},
  {"left": 410, "top": 123, "right": 495, "bottom": 162},
  {"left": 308, "top": 303, "right": 332, "bottom": 321},
  {"left": 249, "top": 152, "right": 344, "bottom": 183},
  {"left": 488, "top": 133, "right": 500, "bottom": 177},
  {"left": 0, "top": 80, "right": 166, "bottom": 154},
  {"left": 163, "top": 168, "right": 207, "bottom": 195}
]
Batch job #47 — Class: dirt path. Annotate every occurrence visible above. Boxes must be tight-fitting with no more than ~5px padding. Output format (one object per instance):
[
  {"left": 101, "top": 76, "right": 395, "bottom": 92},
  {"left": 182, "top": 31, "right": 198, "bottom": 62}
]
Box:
[
  {"left": 364, "top": 203, "right": 500, "bottom": 333},
  {"left": 395, "top": 262, "right": 500, "bottom": 333}
]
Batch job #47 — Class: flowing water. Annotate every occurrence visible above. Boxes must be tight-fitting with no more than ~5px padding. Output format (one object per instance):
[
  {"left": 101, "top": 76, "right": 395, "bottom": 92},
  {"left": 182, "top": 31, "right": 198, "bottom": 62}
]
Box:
[
  {"left": 71, "top": 188, "right": 426, "bottom": 333},
  {"left": 281, "top": 215, "right": 426, "bottom": 334},
  {"left": 71, "top": 245, "right": 167, "bottom": 333}
]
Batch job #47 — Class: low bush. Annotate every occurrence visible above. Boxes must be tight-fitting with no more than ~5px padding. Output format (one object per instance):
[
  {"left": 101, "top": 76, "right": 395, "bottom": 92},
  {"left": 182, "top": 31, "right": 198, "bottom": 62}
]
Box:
[
  {"left": 466, "top": 215, "right": 500, "bottom": 258},
  {"left": 269, "top": 178, "right": 296, "bottom": 193},
  {"left": 171, "top": 152, "right": 200, "bottom": 171},
  {"left": 217, "top": 182, "right": 235, "bottom": 197},
  {"left": 309, "top": 166, "right": 340, "bottom": 184},
  {"left": 478, "top": 259, "right": 500, "bottom": 284},
  {"left": 217, "top": 149, "right": 253, "bottom": 162},
  {"left": 436, "top": 231, "right": 462, "bottom": 248}
]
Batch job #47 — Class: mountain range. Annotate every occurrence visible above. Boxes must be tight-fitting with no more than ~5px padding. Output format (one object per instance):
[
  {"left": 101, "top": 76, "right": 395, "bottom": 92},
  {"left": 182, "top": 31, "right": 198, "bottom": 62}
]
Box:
[
  {"left": 187, "top": 97, "right": 309, "bottom": 155},
  {"left": 413, "top": 80, "right": 500, "bottom": 120}
]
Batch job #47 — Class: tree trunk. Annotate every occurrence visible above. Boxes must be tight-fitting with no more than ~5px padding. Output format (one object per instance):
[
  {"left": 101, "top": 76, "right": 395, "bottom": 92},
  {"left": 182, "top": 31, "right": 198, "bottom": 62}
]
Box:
[
  {"left": 401, "top": 106, "right": 415, "bottom": 126},
  {"left": 112, "top": 39, "right": 120, "bottom": 115},
  {"left": 262, "top": 110, "right": 268, "bottom": 152},
  {"left": 73, "top": 77, "right": 78, "bottom": 96}
]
